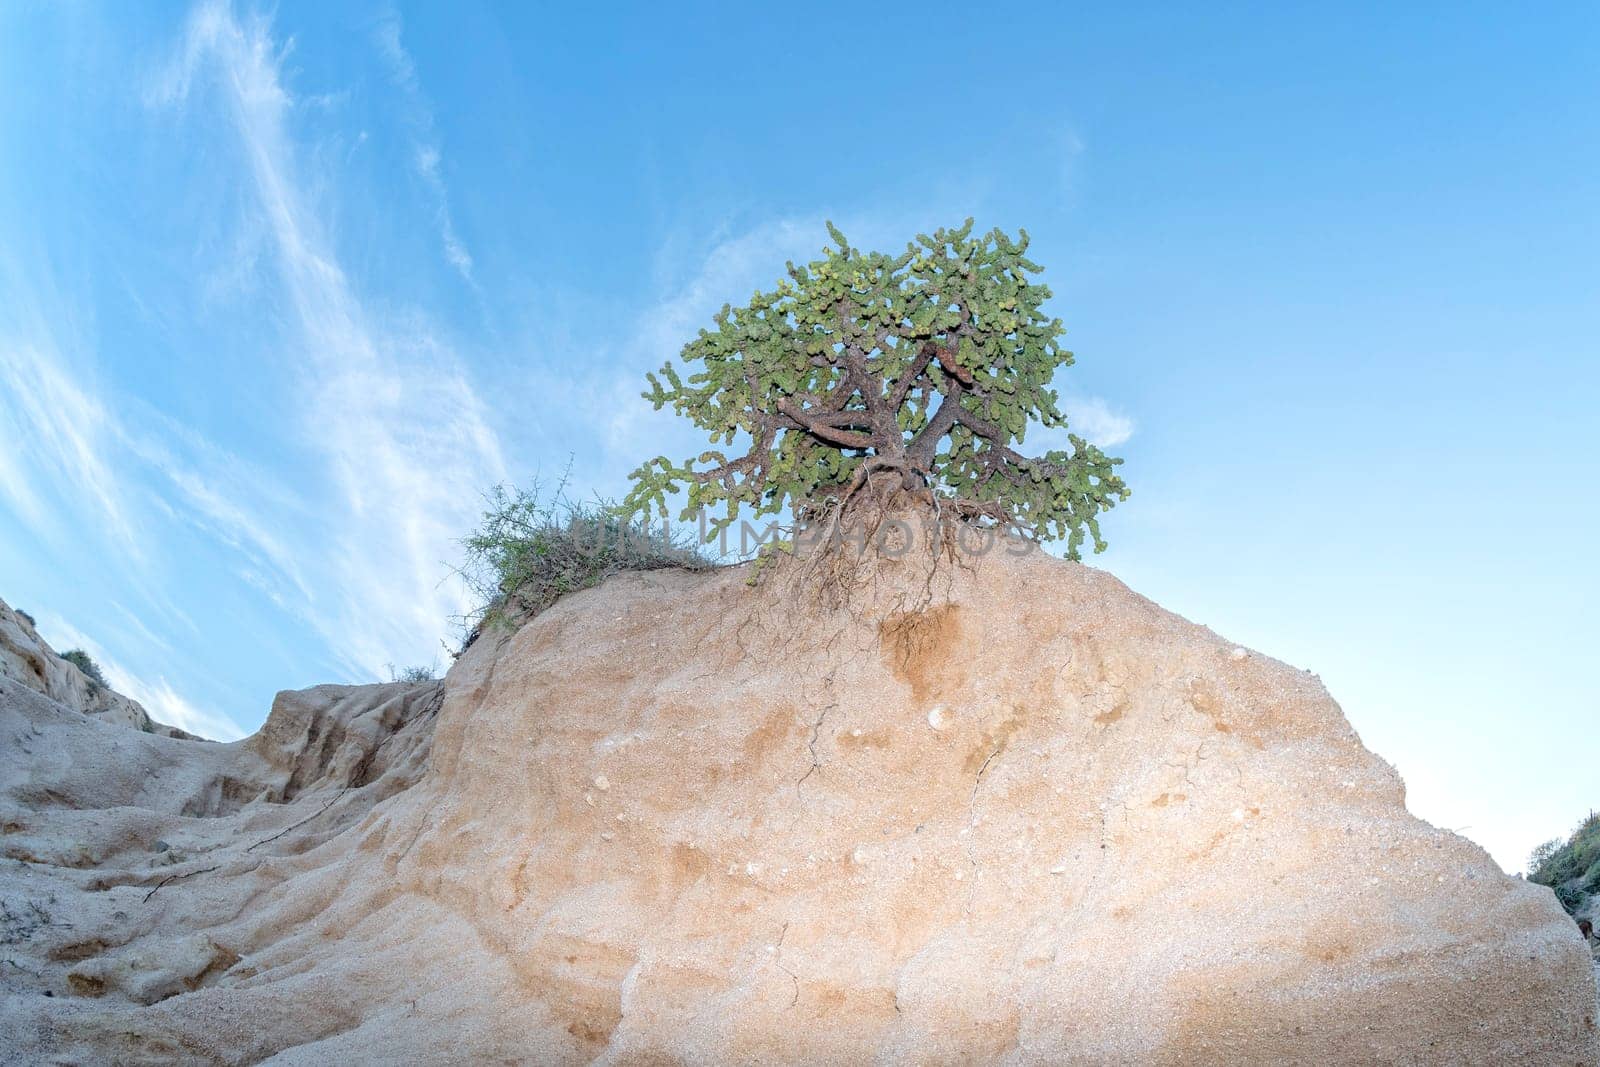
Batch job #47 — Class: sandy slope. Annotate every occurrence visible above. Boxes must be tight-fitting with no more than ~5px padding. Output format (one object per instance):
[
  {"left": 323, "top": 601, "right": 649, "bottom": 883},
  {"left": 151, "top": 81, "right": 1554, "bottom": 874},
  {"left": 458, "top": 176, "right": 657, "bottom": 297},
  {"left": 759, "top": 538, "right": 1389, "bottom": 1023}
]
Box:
[
  {"left": 1, "top": 551, "right": 1594, "bottom": 1064},
  {"left": 0, "top": 599, "right": 195, "bottom": 739}
]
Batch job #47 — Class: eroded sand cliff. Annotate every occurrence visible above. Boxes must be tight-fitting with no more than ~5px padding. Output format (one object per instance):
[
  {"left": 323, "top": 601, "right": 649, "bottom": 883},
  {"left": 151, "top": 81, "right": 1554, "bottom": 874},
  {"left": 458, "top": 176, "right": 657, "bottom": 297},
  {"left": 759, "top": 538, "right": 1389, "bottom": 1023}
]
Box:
[{"left": 1, "top": 551, "right": 1594, "bottom": 1064}]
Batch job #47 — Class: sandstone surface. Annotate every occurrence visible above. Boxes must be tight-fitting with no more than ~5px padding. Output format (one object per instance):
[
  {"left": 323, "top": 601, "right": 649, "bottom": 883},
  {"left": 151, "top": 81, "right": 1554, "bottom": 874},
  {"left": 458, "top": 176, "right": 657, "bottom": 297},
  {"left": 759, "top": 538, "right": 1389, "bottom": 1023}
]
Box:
[
  {"left": 0, "top": 600, "right": 195, "bottom": 739},
  {"left": 1, "top": 552, "right": 1594, "bottom": 1064}
]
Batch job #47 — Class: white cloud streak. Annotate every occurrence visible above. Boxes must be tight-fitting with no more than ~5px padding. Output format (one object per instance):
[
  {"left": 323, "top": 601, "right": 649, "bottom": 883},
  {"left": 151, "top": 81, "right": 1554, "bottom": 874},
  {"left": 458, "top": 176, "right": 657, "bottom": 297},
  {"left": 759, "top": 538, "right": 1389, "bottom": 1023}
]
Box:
[
  {"left": 0, "top": 297, "right": 313, "bottom": 623},
  {"left": 111, "top": 667, "right": 246, "bottom": 742},
  {"left": 0, "top": 335, "right": 139, "bottom": 553},
  {"left": 608, "top": 218, "right": 831, "bottom": 460},
  {"left": 38, "top": 615, "right": 246, "bottom": 741},
  {"left": 1057, "top": 393, "right": 1135, "bottom": 449},
  {"left": 121, "top": 418, "right": 315, "bottom": 609},
  {"left": 0, "top": 295, "right": 310, "bottom": 730},
  {"left": 372, "top": 9, "right": 474, "bottom": 282},
  {"left": 0, "top": 2, "right": 509, "bottom": 723},
  {"left": 152, "top": 1, "right": 507, "bottom": 678}
]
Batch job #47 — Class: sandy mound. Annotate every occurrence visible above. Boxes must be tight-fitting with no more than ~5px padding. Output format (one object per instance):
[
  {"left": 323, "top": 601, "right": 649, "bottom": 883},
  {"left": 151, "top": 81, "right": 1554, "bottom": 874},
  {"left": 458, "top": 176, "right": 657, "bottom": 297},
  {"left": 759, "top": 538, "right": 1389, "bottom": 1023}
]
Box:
[{"left": 1, "top": 552, "right": 1594, "bottom": 1064}]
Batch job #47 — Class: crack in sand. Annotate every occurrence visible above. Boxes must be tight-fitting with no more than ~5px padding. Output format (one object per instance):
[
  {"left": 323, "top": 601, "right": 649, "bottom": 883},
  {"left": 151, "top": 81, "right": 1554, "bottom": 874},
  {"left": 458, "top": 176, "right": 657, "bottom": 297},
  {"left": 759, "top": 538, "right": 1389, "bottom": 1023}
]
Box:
[
  {"left": 772, "top": 920, "right": 799, "bottom": 1008},
  {"left": 962, "top": 743, "right": 1007, "bottom": 914},
  {"left": 796, "top": 671, "right": 840, "bottom": 794}
]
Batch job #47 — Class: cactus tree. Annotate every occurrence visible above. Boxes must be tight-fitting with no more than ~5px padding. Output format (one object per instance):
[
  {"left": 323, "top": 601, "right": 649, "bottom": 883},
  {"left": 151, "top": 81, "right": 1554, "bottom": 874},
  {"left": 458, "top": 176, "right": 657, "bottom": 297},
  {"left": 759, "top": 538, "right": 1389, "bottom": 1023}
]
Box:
[{"left": 623, "top": 220, "right": 1129, "bottom": 559}]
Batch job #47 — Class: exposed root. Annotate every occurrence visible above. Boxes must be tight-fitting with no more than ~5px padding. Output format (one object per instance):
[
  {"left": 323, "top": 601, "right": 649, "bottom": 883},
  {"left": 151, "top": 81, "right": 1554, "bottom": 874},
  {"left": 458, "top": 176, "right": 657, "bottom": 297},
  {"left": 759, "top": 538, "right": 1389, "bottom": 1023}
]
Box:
[
  {"left": 970, "top": 748, "right": 1001, "bottom": 803},
  {"left": 772, "top": 920, "right": 799, "bottom": 1008},
  {"left": 142, "top": 865, "right": 222, "bottom": 904},
  {"left": 796, "top": 701, "right": 835, "bottom": 793},
  {"left": 962, "top": 741, "right": 1007, "bottom": 914},
  {"left": 760, "top": 489, "right": 978, "bottom": 628}
]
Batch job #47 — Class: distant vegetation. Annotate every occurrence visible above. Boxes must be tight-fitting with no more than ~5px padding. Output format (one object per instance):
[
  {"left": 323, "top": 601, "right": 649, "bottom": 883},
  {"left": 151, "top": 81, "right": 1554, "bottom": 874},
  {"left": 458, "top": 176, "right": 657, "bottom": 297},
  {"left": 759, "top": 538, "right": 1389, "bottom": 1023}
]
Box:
[
  {"left": 461, "top": 477, "right": 709, "bottom": 637},
  {"left": 61, "top": 648, "right": 107, "bottom": 690},
  {"left": 389, "top": 665, "right": 437, "bottom": 684},
  {"left": 1528, "top": 811, "right": 1600, "bottom": 916},
  {"left": 15, "top": 608, "right": 35, "bottom": 627}
]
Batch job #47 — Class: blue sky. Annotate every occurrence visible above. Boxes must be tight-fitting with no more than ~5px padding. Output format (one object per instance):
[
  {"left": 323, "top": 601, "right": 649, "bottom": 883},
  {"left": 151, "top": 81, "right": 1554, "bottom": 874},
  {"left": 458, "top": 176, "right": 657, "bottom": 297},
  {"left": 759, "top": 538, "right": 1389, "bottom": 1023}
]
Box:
[{"left": 1, "top": 2, "right": 1595, "bottom": 872}]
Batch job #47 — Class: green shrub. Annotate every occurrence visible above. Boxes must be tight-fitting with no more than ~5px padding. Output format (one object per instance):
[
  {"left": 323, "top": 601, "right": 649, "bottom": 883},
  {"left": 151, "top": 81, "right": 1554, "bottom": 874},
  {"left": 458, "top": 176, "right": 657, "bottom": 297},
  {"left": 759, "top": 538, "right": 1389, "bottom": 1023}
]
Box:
[
  {"left": 461, "top": 476, "right": 711, "bottom": 636},
  {"left": 61, "top": 648, "right": 107, "bottom": 690},
  {"left": 389, "top": 665, "right": 437, "bottom": 684},
  {"left": 1554, "top": 882, "right": 1586, "bottom": 913},
  {"left": 1529, "top": 810, "right": 1600, "bottom": 916}
]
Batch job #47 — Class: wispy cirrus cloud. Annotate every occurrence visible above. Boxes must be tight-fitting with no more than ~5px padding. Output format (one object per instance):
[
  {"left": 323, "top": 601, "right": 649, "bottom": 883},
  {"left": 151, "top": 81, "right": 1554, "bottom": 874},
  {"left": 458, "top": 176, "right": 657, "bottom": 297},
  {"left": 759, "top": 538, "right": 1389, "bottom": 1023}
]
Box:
[
  {"left": 0, "top": 298, "right": 303, "bottom": 734},
  {"left": 0, "top": 280, "right": 311, "bottom": 622},
  {"left": 1, "top": 2, "right": 505, "bottom": 734},
  {"left": 120, "top": 410, "right": 314, "bottom": 609},
  {"left": 0, "top": 316, "right": 139, "bottom": 554},
  {"left": 1052, "top": 392, "right": 1135, "bottom": 449},
  {"left": 150, "top": 1, "right": 507, "bottom": 678},
  {"left": 38, "top": 615, "right": 246, "bottom": 740},
  {"left": 372, "top": 7, "right": 474, "bottom": 282},
  {"left": 605, "top": 217, "right": 832, "bottom": 461}
]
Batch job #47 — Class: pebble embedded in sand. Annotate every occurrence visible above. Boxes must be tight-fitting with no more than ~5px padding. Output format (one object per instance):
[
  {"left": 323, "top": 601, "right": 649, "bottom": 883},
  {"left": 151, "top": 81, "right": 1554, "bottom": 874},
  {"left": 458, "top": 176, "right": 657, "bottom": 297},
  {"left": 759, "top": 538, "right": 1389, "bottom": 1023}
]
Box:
[
  {"left": 927, "top": 705, "right": 950, "bottom": 731},
  {"left": 593, "top": 775, "right": 610, "bottom": 791},
  {"left": 1229, "top": 647, "right": 1248, "bottom": 661}
]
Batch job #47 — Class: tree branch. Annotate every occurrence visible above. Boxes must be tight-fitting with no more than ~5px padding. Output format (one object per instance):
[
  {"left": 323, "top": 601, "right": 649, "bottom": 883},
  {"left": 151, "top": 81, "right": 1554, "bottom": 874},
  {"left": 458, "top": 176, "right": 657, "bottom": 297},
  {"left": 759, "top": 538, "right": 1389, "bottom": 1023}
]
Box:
[
  {"left": 934, "top": 348, "right": 975, "bottom": 386},
  {"left": 888, "top": 342, "right": 938, "bottom": 409},
  {"left": 776, "top": 399, "right": 879, "bottom": 450},
  {"left": 906, "top": 384, "right": 967, "bottom": 469}
]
